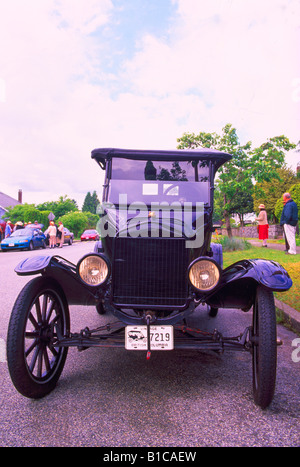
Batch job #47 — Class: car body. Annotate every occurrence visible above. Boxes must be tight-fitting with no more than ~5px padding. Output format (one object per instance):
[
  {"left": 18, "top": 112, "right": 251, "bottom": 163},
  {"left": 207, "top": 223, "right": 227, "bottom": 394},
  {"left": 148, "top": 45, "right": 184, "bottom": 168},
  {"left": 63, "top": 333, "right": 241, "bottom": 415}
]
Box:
[
  {"left": 6, "top": 147, "right": 293, "bottom": 408},
  {"left": 1, "top": 226, "right": 46, "bottom": 251},
  {"left": 62, "top": 227, "right": 74, "bottom": 245},
  {"left": 80, "top": 229, "right": 100, "bottom": 241}
]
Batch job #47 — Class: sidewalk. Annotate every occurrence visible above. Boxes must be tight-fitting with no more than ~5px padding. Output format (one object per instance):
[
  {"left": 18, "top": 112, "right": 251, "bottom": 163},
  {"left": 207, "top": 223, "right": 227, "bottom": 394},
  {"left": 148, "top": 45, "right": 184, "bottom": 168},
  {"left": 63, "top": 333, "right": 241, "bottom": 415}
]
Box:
[
  {"left": 248, "top": 239, "right": 300, "bottom": 254},
  {"left": 248, "top": 239, "right": 300, "bottom": 333}
]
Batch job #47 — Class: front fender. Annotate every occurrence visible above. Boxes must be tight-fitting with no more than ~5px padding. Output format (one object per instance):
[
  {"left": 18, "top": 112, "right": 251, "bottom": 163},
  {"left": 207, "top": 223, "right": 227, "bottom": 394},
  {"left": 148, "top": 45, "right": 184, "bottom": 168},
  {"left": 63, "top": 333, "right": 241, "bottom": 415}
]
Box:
[
  {"left": 205, "top": 258, "right": 292, "bottom": 310},
  {"left": 15, "top": 255, "right": 107, "bottom": 306},
  {"left": 221, "top": 259, "right": 292, "bottom": 291},
  {"left": 15, "top": 255, "right": 55, "bottom": 275}
]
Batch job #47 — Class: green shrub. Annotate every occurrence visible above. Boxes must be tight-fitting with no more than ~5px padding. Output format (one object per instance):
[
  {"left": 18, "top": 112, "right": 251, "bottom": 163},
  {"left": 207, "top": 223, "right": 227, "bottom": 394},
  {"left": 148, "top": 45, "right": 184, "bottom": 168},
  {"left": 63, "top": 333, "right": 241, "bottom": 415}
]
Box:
[
  {"left": 213, "top": 235, "right": 251, "bottom": 252},
  {"left": 57, "top": 211, "right": 98, "bottom": 237}
]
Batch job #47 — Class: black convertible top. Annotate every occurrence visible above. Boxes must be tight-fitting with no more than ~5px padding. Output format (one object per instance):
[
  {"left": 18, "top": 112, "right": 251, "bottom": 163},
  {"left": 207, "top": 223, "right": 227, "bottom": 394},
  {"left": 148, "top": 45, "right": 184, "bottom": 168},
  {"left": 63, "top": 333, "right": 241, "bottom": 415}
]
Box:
[{"left": 91, "top": 147, "right": 232, "bottom": 171}]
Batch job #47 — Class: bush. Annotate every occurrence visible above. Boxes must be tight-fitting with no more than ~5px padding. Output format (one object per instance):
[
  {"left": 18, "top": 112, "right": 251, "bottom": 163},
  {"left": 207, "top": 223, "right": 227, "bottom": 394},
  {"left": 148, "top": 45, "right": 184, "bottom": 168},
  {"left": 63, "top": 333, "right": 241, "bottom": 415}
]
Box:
[
  {"left": 3, "top": 204, "right": 54, "bottom": 228},
  {"left": 213, "top": 235, "right": 251, "bottom": 252},
  {"left": 57, "top": 211, "right": 99, "bottom": 237}
]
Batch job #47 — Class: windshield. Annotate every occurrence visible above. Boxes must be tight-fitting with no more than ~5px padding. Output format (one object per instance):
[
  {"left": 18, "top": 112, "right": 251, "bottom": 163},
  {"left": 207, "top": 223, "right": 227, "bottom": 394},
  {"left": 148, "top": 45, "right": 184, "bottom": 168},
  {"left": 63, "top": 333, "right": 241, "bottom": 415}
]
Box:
[
  {"left": 107, "top": 159, "right": 211, "bottom": 206},
  {"left": 11, "top": 228, "right": 34, "bottom": 237},
  {"left": 111, "top": 159, "right": 209, "bottom": 182}
]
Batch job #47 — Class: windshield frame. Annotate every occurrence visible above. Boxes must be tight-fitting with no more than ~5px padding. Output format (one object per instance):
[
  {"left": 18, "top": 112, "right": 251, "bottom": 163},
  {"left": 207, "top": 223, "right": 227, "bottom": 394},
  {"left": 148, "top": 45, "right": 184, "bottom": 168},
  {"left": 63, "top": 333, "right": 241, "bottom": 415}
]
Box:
[{"left": 103, "top": 157, "right": 215, "bottom": 206}]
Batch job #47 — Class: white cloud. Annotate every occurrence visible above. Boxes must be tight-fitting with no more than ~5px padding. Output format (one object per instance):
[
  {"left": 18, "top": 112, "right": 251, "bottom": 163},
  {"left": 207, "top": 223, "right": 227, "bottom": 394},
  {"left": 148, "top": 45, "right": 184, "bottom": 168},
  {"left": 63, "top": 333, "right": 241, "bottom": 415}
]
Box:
[{"left": 120, "top": 0, "right": 300, "bottom": 145}]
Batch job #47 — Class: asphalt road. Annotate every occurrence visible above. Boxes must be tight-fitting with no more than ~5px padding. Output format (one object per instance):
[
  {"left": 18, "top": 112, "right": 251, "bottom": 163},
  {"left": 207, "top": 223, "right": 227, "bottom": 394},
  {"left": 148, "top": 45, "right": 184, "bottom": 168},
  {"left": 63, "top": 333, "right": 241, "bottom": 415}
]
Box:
[{"left": 0, "top": 242, "right": 299, "bottom": 447}]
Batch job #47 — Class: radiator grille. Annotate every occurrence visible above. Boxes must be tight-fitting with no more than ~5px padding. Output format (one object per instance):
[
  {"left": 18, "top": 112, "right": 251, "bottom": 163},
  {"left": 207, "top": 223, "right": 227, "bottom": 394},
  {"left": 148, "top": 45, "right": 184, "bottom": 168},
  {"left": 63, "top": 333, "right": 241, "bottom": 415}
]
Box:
[{"left": 112, "top": 238, "right": 189, "bottom": 307}]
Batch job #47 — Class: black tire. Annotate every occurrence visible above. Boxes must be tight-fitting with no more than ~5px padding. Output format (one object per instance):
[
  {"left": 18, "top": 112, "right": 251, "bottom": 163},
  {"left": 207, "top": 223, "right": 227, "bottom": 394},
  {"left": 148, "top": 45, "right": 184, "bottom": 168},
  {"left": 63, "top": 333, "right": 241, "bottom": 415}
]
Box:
[
  {"left": 252, "top": 286, "right": 277, "bottom": 409},
  {"left": 28, "top": 241, "right": 34, "bottom": 251},
  {"left": 208, "top": 306, "right": 218, "bottom": 317},
  {"left": 7, "top": 276, "right": 70, "bottom": 399},
  {"left": 96, "top": 301, "right": 106, "bottom": 315}
]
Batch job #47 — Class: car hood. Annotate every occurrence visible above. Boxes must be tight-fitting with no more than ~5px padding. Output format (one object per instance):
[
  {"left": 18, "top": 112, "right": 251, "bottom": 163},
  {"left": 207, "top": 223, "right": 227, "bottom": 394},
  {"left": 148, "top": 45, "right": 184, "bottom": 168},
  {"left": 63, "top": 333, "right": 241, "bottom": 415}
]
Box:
[{"left": 2, "top": 235, "right": 32, "bottom": 244}]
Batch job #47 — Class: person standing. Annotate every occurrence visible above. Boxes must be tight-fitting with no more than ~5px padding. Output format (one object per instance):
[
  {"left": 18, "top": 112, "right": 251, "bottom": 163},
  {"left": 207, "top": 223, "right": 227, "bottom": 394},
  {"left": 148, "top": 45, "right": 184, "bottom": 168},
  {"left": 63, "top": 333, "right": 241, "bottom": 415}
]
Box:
[
  {"left": 58, "top": 221, "right": 64, "bottom": 248},
  {"left": 48, "top": 221, "right": 57, "bottom": 249},
  {"left": 5, "top": 221, "right": 12, "bottom": 238},
  {"left": 280, "top": 192, "right": 298, "bottom": 255},
  {"left": 256, "top": 204, "right": 269, "bottom": 247}
]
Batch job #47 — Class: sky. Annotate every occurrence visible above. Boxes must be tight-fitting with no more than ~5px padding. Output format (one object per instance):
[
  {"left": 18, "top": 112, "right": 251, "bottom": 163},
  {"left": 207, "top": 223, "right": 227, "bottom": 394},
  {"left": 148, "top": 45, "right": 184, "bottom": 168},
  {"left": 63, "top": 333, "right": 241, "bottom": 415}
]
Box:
[{"left": 1, "top": 0, "right": 299, "bottom": 209}]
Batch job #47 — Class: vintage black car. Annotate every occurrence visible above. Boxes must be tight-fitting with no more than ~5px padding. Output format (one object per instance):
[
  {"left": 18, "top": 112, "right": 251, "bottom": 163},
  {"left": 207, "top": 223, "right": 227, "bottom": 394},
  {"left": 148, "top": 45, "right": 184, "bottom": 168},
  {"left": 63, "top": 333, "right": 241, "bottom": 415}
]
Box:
[{"left": 6, "top": 148, "right": 292, "bottom": 408}]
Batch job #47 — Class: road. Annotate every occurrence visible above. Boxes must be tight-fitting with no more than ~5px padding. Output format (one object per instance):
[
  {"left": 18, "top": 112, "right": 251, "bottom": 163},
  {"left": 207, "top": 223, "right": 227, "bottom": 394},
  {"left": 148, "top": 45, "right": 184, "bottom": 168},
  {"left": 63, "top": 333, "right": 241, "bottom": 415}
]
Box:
[{"left": 0, "top": 242, "right": 299, "bottom": 447}]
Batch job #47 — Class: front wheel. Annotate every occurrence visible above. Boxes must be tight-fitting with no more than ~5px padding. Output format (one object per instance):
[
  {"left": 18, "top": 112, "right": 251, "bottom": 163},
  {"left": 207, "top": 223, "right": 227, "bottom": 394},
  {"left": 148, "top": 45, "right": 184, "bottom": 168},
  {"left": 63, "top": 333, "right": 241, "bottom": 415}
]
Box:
[
  {"left": 7, "top": 277, "right": 70, "bottom": 399},
  {"left": 208, "top": 306, "right": 218, "bottom": 317},
  {"left": 96, "top": 301, "right": 106, "bottom": 315},
  {"left": 252, "top": 286, "right": 277, "bottom": 409}
]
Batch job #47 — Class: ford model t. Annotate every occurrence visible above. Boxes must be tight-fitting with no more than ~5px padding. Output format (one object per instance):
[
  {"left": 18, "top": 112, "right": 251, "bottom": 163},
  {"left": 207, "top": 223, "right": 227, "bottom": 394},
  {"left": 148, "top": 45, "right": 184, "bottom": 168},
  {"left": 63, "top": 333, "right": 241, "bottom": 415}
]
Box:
[{"left": 7, "top": 147, "right": 292, "bottom": 408}]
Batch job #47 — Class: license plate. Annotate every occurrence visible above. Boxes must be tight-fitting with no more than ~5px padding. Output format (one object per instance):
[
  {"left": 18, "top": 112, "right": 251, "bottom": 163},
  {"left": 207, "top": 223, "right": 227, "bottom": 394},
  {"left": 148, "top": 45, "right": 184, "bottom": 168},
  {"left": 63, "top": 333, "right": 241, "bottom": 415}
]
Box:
[
  {"left": 9, "top": 243, "right": 14, "bottom": 247},
  {"left": 125, "top": 325, "right": 174, "bottom": 350}
]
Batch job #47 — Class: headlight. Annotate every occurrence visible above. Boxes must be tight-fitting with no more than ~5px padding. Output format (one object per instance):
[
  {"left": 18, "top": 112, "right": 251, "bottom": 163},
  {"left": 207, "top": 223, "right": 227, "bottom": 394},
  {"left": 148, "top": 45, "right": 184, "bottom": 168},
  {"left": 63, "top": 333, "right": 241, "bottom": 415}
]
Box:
[
  {"left": 77, "top": 254, "right": 110, "bottom": 286},
  {"left": 188, "top": 258, "right": 220, "bottom": 292}
]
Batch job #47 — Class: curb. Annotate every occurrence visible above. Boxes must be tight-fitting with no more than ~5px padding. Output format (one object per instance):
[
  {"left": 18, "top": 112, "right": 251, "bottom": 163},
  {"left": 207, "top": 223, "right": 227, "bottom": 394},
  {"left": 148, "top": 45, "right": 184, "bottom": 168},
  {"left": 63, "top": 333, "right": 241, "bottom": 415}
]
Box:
[{"left": 275, "top": 298, "right": 300, "bottom": 334}]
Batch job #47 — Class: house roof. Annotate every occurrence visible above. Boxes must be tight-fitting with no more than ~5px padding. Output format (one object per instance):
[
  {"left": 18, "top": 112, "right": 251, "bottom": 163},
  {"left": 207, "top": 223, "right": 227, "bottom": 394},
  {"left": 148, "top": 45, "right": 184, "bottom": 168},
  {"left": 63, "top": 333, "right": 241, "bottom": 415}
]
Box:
[{"left": 0, "top": 191, "right": 21, "bottom": 209}]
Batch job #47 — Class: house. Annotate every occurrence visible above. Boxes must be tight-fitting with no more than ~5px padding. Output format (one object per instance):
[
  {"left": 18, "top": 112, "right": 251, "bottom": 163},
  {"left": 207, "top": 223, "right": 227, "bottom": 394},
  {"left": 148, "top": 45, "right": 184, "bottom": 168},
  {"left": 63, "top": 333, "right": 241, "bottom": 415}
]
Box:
[{"left": 0, "top": 190, "right": 22, "bottom": 220}]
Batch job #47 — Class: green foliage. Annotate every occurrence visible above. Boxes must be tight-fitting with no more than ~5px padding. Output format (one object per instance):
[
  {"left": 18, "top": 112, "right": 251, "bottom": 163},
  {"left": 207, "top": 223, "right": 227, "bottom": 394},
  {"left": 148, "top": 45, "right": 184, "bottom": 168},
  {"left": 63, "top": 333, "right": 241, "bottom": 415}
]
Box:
[
  {"left": 36, "top": 195, "right": 78, "bottom": 218},
  {"left": 82, "top": 191, "right": 100, "bottom": 214},
  {"left": 253, "top": 165, "right": 298, "bottom": 222},
  {"left": 4, "top": 194, "right": 99, "bottom": 237},
  {"left": 4, "top": 204, "right": 47, "bottom": 225},
  {"left": 57, "top": 211, "right": 98, "bottom": 237},
  {"left": 177, "top": 124, "right": 296, "bottom": 235},
  {"left": 212, "top": 235, "right": 251, "bottom": 252}
]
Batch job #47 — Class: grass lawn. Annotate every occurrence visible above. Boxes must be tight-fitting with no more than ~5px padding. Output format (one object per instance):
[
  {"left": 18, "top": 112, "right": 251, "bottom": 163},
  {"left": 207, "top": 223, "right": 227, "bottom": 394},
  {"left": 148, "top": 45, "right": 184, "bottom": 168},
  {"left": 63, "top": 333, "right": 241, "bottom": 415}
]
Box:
[{"left": 223, "top": 247, "right": 300, "bottom": 313}]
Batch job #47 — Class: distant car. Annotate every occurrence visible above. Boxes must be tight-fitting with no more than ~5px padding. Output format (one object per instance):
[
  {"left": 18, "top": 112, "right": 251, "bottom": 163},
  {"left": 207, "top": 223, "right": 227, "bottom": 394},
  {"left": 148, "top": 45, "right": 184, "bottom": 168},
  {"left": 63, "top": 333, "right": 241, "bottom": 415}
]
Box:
[
  {"left": 80, "top": 229, "right": 100, "bottom": 241},
  {"left": 63, "top": 227, "right": 74, "bottom": 245},
  {"left": 0, "top": 227, "right": 46, "bottom": 251}
]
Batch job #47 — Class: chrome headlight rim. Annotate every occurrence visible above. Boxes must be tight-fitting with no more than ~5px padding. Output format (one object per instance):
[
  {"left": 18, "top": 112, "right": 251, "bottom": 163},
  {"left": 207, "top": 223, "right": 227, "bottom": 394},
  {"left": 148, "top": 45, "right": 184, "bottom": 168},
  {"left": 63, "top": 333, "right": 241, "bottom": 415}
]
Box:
[
  {"left": 76, "top": 253, "right": 111, "bottom": 287},
  {"left": 188, "top": 257, "right": 221, "bottom": 293}
]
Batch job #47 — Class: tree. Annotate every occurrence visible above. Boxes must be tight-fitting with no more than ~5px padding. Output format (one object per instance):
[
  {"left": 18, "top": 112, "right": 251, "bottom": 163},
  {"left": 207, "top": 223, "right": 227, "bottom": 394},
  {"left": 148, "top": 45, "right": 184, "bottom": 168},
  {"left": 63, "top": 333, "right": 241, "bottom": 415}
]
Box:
[
  {"left": 228, "top": 191, "right": 254, "bottom": 226},
  {"left": 82, "top": 191, "right": 100, "bottom": 214},
  {"left": 253, "top": 165, "right": 298, "bottom": 223},
  {"left": 177, "top": 124, "right": 296, "bottom": 236},
  {"left": 4, "top": 204, "right": 50, "bottom": 225},
  {"left": 37, "top": 196, "right": 78, "bottom": 218}
]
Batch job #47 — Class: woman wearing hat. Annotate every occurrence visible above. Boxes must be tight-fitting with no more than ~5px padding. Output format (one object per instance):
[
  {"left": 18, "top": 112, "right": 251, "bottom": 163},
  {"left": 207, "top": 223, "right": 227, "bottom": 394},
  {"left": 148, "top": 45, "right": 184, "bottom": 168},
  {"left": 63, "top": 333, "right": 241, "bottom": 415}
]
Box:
[
  {"left": 256, "top": 204, "right": 269, "bottom": 247},
  {"left": 48, "top": 221, "right": 57, "bottom": 249}
]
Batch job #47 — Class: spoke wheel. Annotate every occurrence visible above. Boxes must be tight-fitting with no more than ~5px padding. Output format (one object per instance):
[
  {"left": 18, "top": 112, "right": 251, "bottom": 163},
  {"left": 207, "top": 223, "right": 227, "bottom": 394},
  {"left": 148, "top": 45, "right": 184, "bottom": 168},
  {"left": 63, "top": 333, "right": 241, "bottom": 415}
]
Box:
[
  {"left": 7, "top": 277, "right": 70, "bottom": 399},
  {"left": 252, "top": 286, "right": 277, "bottom": 409}
]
